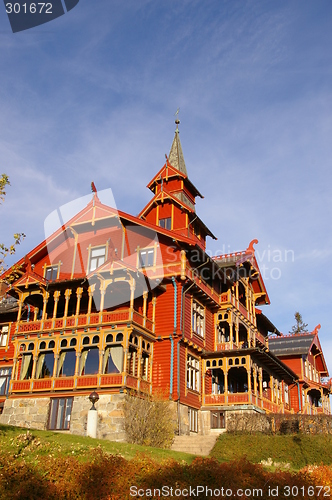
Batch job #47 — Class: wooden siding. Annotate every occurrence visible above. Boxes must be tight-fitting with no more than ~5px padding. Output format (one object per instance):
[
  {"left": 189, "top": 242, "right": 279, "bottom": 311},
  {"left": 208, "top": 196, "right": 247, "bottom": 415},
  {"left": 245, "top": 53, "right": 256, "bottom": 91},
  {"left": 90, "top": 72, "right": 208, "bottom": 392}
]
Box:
[
  {"left": 154, "top": 285, "right": 175, "bottom": 337},
  {"left": 152, "top": 339, "right": 171, "bottom": 396}
]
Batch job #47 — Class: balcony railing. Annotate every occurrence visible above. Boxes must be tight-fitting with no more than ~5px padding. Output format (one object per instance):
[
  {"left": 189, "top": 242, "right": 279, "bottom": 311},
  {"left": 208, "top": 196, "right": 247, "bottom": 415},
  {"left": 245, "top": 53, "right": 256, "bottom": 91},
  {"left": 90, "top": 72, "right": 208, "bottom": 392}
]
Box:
[
  {"left": 204, "top": 392, "right": 285, "bottom": 413},
  {"left": 11, "top": 373, "right": 151, "bottom": 394},
  {"left": 17, "top": 309, "right": 154, "bottom": 335}
]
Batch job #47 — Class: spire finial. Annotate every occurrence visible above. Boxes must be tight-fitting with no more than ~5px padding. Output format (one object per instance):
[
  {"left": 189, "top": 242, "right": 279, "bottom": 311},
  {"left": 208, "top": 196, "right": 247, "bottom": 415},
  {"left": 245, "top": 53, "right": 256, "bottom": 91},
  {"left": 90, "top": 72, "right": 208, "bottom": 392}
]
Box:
[{"left": 174, "top": 108, "right": 180, "bottom": 130}]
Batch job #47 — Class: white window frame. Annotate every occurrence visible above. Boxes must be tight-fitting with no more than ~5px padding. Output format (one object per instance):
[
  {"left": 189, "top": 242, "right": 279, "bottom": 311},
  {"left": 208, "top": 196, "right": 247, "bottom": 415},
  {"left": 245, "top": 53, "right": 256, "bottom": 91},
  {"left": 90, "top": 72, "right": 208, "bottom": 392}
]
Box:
[
  {"left": 88, "top": 246, "right": 107, "bottom": 273},
  {"left": 138, "top": 248, "right": 155, "bottom": 268},
  {"left": 192, "top": 300, "right": 205, "bottom": 338},
  {"left": 44, "top": 265, "right": 59, "bottom": 282},
  {"left": 187, "top": 355, "right": 200, "bottom": 392},
  {"left": 0, "top": 325, "right": 8, "bottom": 347}
]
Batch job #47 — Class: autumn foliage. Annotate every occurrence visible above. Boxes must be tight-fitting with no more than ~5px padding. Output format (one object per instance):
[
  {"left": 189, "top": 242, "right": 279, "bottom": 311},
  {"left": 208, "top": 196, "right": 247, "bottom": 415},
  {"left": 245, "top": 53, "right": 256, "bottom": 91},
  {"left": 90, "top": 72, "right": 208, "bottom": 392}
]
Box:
[{"left": 0, "top": 448, "right": 331, "bottom": 500}]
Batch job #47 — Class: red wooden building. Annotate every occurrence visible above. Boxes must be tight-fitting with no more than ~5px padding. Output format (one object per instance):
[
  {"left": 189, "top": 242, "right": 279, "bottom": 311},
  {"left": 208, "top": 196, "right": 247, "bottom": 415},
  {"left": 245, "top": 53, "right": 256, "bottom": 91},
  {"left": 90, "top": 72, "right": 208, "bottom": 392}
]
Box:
[{"left": 0, "top": 122, "right": 331, "bottom": 437}]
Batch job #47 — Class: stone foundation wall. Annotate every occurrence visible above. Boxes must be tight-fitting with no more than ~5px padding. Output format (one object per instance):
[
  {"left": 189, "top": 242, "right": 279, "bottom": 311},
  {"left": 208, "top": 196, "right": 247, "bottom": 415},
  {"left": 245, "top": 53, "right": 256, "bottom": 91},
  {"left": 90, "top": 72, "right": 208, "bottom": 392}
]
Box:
[
  {"left": 0, "top": 394, "right": 127, "bottom": 441},
  {"left": 225, "top": 407, "right": 270, "bottom": 433},
  {"left": 70, "top": 394, "right": 126, "bottom": 441},
  {"left": 0, "top": 397, "right": 50, "bottom": 430},
  {"left": 177, "top": 403, "right": 190, "bottom": 435}
]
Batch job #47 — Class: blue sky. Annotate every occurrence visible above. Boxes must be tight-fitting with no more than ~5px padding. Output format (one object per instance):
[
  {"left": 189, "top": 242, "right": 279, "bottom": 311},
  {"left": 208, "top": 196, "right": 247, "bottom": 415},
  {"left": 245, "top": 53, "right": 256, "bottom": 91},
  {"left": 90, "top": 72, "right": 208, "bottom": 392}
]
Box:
[{"left": 1, "top": 1, "right": 332, "bottom": 370}]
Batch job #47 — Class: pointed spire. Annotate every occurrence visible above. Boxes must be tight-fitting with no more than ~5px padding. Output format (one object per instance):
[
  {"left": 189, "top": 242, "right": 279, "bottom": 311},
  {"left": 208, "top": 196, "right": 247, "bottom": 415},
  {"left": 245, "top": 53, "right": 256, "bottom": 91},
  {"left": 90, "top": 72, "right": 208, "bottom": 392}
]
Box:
[{"left": 168, "top": 116, "right": 188, "bottom": 176}]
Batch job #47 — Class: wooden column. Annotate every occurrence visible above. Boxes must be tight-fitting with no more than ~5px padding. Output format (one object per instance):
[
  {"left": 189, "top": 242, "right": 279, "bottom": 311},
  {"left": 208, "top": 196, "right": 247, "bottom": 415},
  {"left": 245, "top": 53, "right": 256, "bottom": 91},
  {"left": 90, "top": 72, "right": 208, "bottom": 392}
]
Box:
[
  {"left": 152, "top": 295, "right": 157, "bottom": 333},
  {"left": 33, "top": 307, "right": 39, "bottom": 322},
  {"left": 75, "top": 287, "right": 83, "bottom": 316},
  {"left": 64, "top": 289, "right": 72, "bottom": 318},
  {"left": 258, "top": 368, "right": 263, "bottom": 409},
  {"left": 129, "top": 281, "right": 136, "bottom": 311},
  {"left": 53, "top": 354, "right": 59, "bottom": 379},
  {"left": 74, "top": 352, "right": 81, "bottom": 377},
  {"left": 270, "top": 375, "right": 274, "bottom": 402},
  {"left": 16, "top": 294, "right": 24, "bottom": 324},
  {"left": 247, "top": 365, "right": 252, "bottom": 403},
  {"left": 53, "top": 291, "right": 61, "bottom": 318},
  {"left": 31, "top": 356, "right": 38, "bottom": 381},
  {"left": 235, "top": 321, "right": 239, "bottom": 346},
  {"left": 143, "top": 291, "right": 148, "bottom": 328},
  {"left": 87, "top": 284, "right": 95, "bottom": 316},
  {"left": 224, "top": 370, "right": 228, "bottom": 404}
]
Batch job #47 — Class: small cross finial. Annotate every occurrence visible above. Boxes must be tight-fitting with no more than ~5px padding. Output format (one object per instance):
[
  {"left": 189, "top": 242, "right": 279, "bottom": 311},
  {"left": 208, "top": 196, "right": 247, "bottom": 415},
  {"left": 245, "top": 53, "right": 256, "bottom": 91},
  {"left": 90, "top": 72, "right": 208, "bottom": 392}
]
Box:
[{"left": 174, "top": 108, "right": 180, "bottom": 129}]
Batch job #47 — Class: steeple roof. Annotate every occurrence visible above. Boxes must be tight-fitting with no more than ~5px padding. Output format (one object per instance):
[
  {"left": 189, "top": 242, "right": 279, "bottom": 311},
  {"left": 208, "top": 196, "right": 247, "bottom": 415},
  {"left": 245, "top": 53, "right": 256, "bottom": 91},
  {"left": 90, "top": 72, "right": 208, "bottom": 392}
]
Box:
[{"left": 168, "top": 121, "right": 188, "bottom": 176}]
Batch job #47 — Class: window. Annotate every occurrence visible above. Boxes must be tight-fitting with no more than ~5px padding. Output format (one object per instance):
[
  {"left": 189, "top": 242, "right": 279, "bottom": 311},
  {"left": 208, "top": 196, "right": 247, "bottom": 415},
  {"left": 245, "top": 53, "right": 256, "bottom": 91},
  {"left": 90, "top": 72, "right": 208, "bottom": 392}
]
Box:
[
  {"left": 211, "top": 411, "right": 225, "bottom": 429},
  {"left": 57, "top": 350, "right": 76, "bottom": 377},
  {"left": 141, "top": 351, "right": 150, "bottom": 381},
  {"left": 103, "top": 345, "right": 124, "bottom": 374},
  {"left": 89, "top": 246, "right": 106, "bottom": 272},
  {"left": 45, "top": 266, "right": 58, "bottom": 281},
  {"left": 192, "top": 301, "right": 205, "bottom": 337},
  {"left": 20, "top": 354, "right": 33, "bottom": 380},
  {"left": 138, "top": 248, "right": 154, "bottom": 268},
  {"left": 36, "top": 352, "right": 55, "bottom": 379},
  {"left": 159, "top": 217, "right": 171, "bottom": 230},
  {"left": 284, "top": 384, "right": 289, "bottom": 405},
  {"left": 189, "top": 408, "right": 198, "bottom": 432},
  {"left": 0, "top": 325, "right": 8, "bottom": 347},
  {"left": 49, "top": 397, "right": 73, "bottom": 430},
  {"left": 0, "top": 368, "right": 12, "bottom": 396},
  {"left": 80, "top": 347, "right": 99, "bottom": 375},
  {"left": 128, "top": 346, "right": 138, "bottom": 376},
  {"left": 187, "top": 355, "right": 200, "bottom": 392}
]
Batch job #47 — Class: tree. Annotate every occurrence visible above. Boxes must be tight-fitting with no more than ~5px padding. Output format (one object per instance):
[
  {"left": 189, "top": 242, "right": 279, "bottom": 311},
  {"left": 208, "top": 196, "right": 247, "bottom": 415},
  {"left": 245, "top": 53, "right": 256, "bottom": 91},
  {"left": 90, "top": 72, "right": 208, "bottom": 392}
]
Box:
[
  {"left": 0, "top": 174, "right": 25, "bottom": 278},
  {"left": 289, "top": 312, "right": 308, "bottom": 334}
]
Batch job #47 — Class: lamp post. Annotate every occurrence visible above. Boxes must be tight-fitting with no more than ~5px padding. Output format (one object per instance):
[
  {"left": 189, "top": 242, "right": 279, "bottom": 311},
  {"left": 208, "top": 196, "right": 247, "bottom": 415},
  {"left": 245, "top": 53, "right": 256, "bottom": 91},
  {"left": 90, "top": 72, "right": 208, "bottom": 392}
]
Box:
[
  {"left": 89, "top": 390, "right": 99, "bottom": 410},
  {"left": 87, "top": 390, "right": 99, "bottom": 438}
]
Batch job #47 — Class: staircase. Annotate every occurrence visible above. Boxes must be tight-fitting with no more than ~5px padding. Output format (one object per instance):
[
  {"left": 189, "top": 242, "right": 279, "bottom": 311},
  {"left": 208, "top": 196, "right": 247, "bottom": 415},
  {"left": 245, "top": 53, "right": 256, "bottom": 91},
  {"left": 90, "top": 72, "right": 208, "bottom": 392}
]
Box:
[{"left": 171, "top": 434, "right": 219, "bottom": 456}]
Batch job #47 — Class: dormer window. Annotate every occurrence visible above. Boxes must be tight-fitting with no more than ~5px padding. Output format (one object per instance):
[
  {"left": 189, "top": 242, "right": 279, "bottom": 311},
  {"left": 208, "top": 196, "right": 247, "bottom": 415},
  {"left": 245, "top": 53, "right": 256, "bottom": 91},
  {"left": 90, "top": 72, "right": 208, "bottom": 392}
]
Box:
[
  {"left": 138, "top": 248, "right": 155, "bottom": 268},
  {"left": 45, "top": 265, "right": 59, "bottom": 282},
  {"left": 89, "top": 246, "right": 106, "bottom": 272},
  {"left": 159, "top": 217, "right": 171, "bottom": 230}
]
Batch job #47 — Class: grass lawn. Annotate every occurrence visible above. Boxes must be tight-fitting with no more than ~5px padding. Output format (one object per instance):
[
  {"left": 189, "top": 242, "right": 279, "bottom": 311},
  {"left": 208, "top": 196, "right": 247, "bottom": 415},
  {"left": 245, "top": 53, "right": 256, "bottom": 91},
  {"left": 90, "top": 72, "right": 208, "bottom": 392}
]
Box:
[
  {"left": 210, "top": 432, "right": 332, "bottom": 470},
  {"left": 2, "top": 423, "right": 332, "bottom": 471},
  {"left": 0, "top": 423, "right": 196, "bottom": 464}
]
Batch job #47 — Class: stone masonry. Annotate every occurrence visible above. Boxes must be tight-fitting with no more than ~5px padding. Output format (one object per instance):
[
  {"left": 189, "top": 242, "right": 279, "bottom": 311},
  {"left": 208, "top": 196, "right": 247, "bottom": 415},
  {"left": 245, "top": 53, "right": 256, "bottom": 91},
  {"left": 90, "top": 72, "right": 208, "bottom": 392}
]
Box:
[
  {"left": 0, "top": 393, "right": 127, "bottom": 441},
  {"left": 0, "top": 397, "right": 50, "bottom": 430}
]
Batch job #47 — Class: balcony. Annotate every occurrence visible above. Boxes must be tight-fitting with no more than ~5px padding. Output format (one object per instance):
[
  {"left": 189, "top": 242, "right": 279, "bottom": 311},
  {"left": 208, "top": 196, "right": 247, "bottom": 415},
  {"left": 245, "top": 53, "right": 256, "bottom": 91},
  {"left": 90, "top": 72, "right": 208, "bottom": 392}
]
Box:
[
  {"left": 219, "top": 291, "right": 256, "bottom": 326},
  {"left": 204, "top": 392, "right": 285, "bottom": 413},
  {"left": 17, "top": 309, "right": 154, "bottom": 335},
  {"left": 11, "top": 373, "right": 151, "bottom": 394}
]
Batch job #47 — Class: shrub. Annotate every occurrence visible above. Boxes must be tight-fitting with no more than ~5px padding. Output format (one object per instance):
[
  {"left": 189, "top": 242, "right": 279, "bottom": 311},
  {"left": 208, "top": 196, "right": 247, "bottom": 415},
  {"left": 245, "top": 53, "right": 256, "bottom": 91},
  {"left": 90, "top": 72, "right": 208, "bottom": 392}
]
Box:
[{"left": 122, "top": 392, "right": 176, "bottom": 448}]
